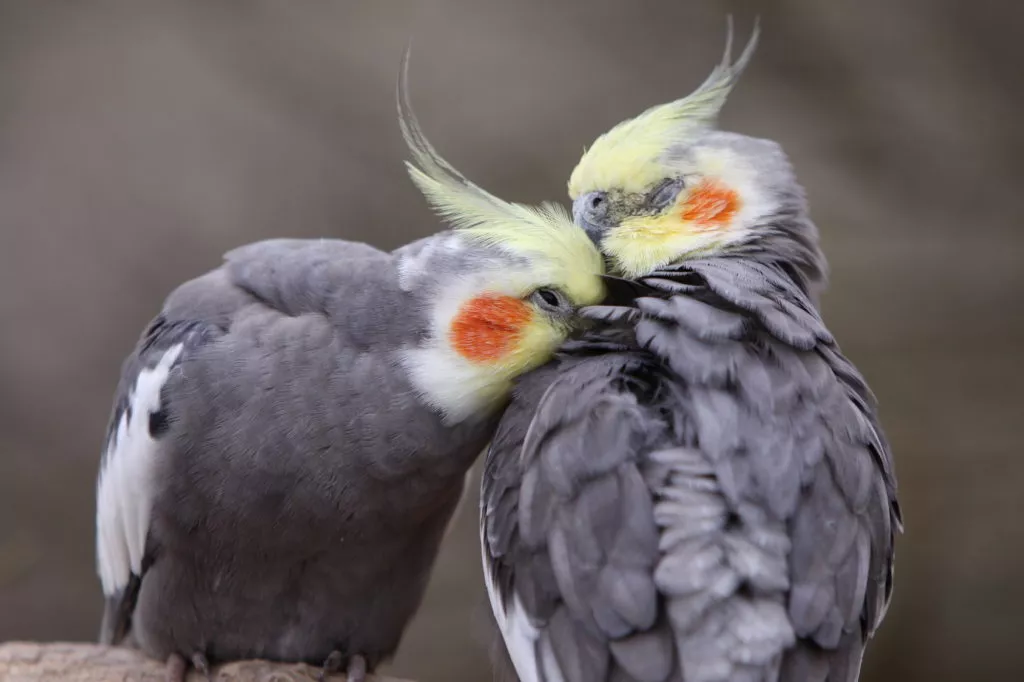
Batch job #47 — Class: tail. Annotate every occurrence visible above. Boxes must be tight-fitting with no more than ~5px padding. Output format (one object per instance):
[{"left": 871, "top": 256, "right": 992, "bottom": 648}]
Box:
[{"left": 98, "top": 574, "right": 140, "bottom": 645}]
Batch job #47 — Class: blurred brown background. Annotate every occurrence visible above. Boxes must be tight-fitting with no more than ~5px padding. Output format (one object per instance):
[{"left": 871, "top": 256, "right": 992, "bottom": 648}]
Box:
[{"left": 1, "top": 1, "right": 1021, "bottom": 680}]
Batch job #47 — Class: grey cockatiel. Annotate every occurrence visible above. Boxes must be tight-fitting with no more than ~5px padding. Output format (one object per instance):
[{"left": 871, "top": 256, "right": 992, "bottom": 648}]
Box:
[
  {"left": 480, "top": 26, "right": 902, "bottom": 682},
  {"left": 94, "top": 66, "right": 607, "bottom": 682}
]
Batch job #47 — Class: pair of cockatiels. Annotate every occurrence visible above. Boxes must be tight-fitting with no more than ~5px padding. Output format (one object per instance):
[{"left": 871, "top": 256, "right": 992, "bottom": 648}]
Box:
[{"left": 95, "top": 23, "right": 899, "bottom": 682}]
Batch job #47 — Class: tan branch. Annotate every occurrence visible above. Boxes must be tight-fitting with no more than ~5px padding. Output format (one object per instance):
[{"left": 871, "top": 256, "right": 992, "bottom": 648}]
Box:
[{"left": 0, "top": 642, "right": 412, "bottom": 682}]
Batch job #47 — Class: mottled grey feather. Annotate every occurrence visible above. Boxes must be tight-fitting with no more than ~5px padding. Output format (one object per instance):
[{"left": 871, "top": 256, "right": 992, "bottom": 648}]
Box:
[{"left": 481, "top": 256, "right": 899, "bottom": 682}]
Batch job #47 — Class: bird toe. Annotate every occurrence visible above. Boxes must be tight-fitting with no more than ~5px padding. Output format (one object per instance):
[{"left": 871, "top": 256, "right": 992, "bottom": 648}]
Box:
[
  {"left": 191, "top": 652, "right": 214, "bottom": 682},
  {"left": 346, "top": 654, "right": 368, "bottom": 682},
  {"left": 319, "top": 650, "right": 344, "bottom": 682},
  {"left": 165, "top": 653, "right": 187, "bottom": 682}
]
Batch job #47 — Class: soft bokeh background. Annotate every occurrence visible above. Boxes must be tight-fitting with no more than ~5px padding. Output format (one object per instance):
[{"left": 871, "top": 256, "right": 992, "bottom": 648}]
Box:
[{"left": 1, "top": 1, "right": 1020, "bottom": 680}]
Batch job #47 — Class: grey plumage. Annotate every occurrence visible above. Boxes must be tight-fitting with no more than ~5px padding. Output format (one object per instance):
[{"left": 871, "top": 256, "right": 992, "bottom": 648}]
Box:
[
  {"left": 481, "top": 53, "right": 902, "bottom": 678},
  {"left": 482, "top": 258, "right": 900, "bottom": 682},
  {"left": 96, "top": 236, "right": 535, "bottom": 672}
]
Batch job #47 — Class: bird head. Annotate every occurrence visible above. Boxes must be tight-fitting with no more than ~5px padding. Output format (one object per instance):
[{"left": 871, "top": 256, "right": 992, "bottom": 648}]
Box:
[
  {"left": 397, "top": 52, "right": 607, "bottom": 422},
  {"left": 568, "top": 22, "right": 826, "bottom": 295}
]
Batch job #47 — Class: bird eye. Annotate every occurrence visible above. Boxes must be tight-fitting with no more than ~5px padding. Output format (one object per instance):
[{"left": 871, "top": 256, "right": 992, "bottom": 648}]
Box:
[
  {"left": 538, "top": 289, "right": 559, "bottom": 306},
  {"left": 531, "top": 288, "right": 564, "bottom": 311},
  {"left": 589, "top": 194, "right": 605, "bottom": 210},
  {"left": 648, "top": 178, "right": 684, "bottom": 209}
]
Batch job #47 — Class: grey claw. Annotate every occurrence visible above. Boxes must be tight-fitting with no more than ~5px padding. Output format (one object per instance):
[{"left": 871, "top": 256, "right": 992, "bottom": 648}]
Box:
[
  {"left": 347, "top": 654, "right": 367, "bottom": 682},
  {"left": 165, "top": 653, "right": 187, "bottom": 682},
  {"left": 191, "top": 652, "right": 214, "bottom": 682},
  {"left": 319, "top": 650, "right": 344, "bottom": 682}
]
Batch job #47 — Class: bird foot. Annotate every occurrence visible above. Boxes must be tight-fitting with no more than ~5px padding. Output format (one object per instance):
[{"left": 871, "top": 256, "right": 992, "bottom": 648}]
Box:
[
  {"left": 165, "top": 654, "right": 187, "bottom": 682},
  {"left": 192, "top": 652, "right": 215, "bottom": 682},
  {"left": 347, "top": 654, "right": 367, "bottom": 682},
  {"left": 319, "top": 651, "right": 367, "bottom": 682},
  {"left": 164, "top": 651, "right": 215, "bottom": 682}
]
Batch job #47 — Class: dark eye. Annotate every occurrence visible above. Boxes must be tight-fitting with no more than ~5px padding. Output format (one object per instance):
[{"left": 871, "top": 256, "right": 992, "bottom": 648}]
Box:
[
  {"left": 588, "top": 194, "right": 605, "bottom": 210},
  {"left": 538, "top": 289, "right": 559, "bottom": 306},
  {"left": 648, "top": 178, "right": 684, "bottom": 209},
  {"left": 531, "top": 288, "right": 565, "bottom": 311}
]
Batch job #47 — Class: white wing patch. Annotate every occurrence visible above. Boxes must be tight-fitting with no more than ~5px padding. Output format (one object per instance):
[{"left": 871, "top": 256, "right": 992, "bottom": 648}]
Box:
[
  {"left": 96, "top": 343, "right": 183, "bottom": 596},
  {"left": 481, "top": 522, "right": 563, "bottom": 682}
]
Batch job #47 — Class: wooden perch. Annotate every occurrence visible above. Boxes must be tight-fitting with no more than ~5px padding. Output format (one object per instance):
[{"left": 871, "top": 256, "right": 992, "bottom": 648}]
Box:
[{"left": 0, "top": 643, "right": 413, "bottom": 682}]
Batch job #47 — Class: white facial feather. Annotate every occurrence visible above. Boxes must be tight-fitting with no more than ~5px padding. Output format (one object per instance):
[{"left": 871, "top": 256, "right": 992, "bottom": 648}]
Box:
[
  {"left": 690, "top": 145, "right": 776, "bottom": 242},
  {"left": 400, "top": 263, "right": 550, "bottom": 424},
  {"left": 397, "top": 241, "right": 436, "bottom": 292},
  {"left": 397, "top": 235, "right": 466, "bottom": 293},
  {"left": 96, "top": 343, "right": 182, "bottom": 595}
]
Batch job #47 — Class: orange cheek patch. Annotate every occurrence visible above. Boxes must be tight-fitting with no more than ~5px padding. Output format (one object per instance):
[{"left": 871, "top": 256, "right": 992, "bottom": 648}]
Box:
[
  {"left": 681, "top": 179, "right": 742, "bottom": 231},
  {"left": 449, "top": 294, "right": 533, "bottom": 363}
]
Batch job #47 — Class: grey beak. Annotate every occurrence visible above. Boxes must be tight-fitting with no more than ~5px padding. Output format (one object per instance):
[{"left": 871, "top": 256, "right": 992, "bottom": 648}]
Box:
[
  {"left": 580, "top": 220, "right": 605, "bottom": 245},
  {"left": 573, "top": 193, "right": 609, "bottom": 245},
  {"left": 598, "top": 275, "right": 656, "bottom": 307}
]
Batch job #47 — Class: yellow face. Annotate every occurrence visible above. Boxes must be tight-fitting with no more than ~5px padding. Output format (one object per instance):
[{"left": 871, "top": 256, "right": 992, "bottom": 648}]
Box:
[
  {"left": 443, "top": 267, "right": 599, "bottom": 375},
  {"left": 572, "top": 146, "right": 771, "bottom": 278},
  {"left": 565, "top": 24, "right": 764, "bottom": 277},
  {"left": 397, "top": 63, "right": 607, "bottom": 422},
  {"left": 399, "top": 230, "right": 607, "bottom": 425}
]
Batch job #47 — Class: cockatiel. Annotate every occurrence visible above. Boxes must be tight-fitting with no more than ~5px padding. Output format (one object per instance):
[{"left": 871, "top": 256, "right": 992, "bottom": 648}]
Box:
[
  {"left": 481, "top": 24, "right": 902, "bottom": 682},
  {"left": 94, "top": 60, "right": 607, "bottom": 682}
]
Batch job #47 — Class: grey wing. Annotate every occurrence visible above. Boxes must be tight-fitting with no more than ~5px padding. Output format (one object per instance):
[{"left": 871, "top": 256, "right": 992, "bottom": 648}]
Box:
[
  {"left": 96, "top": 313, "right": 222, "bottom": 644},
  {"left": 97, "top": 238, "right": 407, "bottom": 646},
  {"left": 481, "top": 352, "right": 674, "bottom": 682},
  {"left": 779, "top": 344, "right": 900, "bottom": 682},
  {"left": 482, "top": 259, "right": 900, "bottom": 682},
  {"left": 637, "top": 260, "right": 900, "bottom": 682}
]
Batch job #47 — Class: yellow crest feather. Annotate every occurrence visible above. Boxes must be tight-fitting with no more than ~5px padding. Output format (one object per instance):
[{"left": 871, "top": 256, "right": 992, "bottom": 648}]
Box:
[
  {"left": 398, "top": 49, "right": 604, "bottom": 305},
  {"left": 567, "top": 18, "right": 760, "bottom": 199}
]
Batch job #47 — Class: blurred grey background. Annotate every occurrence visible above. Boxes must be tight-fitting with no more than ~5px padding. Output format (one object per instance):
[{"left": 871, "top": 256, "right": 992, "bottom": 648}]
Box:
[{"left": 1, "top": 1, "right": 1021, "bottom": 680}]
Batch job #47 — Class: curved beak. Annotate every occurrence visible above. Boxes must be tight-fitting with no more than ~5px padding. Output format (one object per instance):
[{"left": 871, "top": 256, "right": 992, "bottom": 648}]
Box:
[
  {"left": 579, "top": 219, "right": 604, "bottom": 245},
  {"left": 572, "top": 194, "right": 607, "bottom": 245}
]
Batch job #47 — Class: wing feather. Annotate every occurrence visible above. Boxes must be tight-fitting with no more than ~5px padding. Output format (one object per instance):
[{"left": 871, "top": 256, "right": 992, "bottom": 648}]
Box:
[
  {"left": 95, "top": 316, "right": 219, "bottom": 644},
  {"left": 481, "top": 353, "right": 668, "bottom": 682}
]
